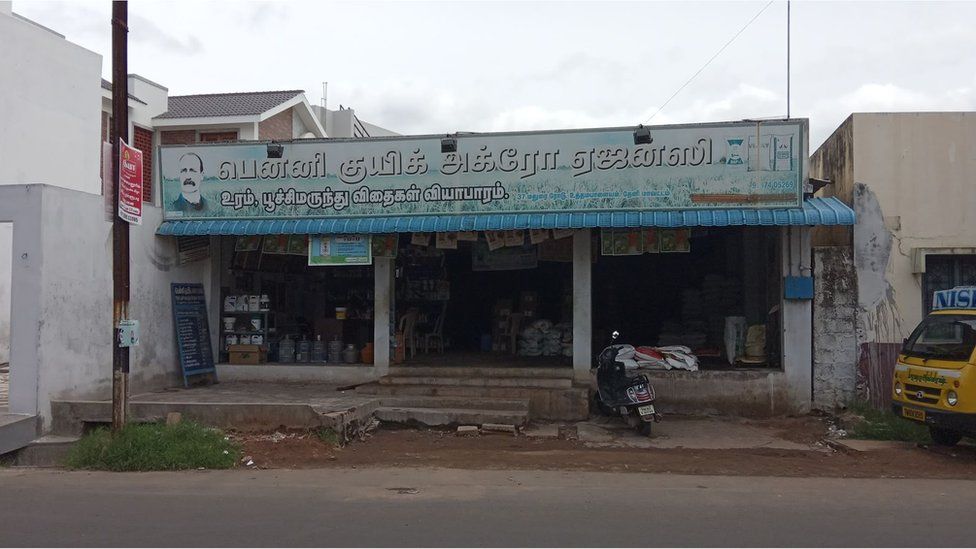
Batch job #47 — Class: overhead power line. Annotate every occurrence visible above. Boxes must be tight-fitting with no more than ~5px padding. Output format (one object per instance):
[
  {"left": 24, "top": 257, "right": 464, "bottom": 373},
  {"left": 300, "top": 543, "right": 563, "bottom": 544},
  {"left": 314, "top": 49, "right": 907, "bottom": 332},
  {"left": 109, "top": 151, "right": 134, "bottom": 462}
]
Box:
[{"left": 644, "top": 0, "right": 776, "bottom": 124}]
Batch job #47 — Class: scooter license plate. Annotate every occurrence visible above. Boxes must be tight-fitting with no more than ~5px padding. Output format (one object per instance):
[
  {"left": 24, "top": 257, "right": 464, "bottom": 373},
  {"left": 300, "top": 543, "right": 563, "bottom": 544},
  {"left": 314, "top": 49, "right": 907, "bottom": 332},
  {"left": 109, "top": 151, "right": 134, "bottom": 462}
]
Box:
[{"left": 637, "top": 404, "right": 656, "bottom": 417}]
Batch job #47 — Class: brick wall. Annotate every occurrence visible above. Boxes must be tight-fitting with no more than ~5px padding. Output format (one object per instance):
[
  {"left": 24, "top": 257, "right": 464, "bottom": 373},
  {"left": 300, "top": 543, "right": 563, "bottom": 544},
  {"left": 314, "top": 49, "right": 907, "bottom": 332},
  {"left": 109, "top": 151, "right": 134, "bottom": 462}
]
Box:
[
  {"left": 258, "top": 108, "right": 292, "bottom": 140},
  {"left": 199, "top": 130, "right": 238, "bottom": 142},
  {"left": 134, "top": 126, "right": 154, "bottom": 202},
  {"left": 160, "top": 130, "right": 196, "bottom": 145}
]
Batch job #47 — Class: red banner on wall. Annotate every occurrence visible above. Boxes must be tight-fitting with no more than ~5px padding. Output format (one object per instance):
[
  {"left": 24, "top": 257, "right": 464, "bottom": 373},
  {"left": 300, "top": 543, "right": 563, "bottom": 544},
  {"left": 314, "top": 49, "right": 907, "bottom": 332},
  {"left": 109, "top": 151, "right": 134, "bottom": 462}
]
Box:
[{"left": 118, "top": 139, "right": 143, "bottom": 225}]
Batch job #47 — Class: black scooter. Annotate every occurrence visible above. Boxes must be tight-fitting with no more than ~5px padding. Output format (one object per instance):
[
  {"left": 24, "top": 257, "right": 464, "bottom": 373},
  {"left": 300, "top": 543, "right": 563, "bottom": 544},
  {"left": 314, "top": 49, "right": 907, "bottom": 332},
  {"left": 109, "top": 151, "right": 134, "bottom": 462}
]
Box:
[{"left": 592, "top": 331, "right": 662, "bottom": 436}]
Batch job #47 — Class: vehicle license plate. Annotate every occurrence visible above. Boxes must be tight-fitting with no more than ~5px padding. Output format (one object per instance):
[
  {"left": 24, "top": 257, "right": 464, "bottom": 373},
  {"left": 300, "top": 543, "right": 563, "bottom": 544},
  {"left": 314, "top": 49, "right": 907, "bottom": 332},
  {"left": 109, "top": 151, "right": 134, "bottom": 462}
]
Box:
[
  {"left": 638, "top": 405, "right": 656, "bottom": 416},
  {"left": 902, "top": 407, "right": 925, "bottom": 422}
]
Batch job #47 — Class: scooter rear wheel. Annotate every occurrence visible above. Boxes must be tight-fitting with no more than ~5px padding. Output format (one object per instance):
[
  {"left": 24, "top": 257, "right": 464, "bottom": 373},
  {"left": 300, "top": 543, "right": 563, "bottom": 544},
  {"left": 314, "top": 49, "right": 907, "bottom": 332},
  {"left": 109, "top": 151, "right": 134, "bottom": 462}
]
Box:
[{"left": 637, "top": 421, "right": 653, "bottom": 437}]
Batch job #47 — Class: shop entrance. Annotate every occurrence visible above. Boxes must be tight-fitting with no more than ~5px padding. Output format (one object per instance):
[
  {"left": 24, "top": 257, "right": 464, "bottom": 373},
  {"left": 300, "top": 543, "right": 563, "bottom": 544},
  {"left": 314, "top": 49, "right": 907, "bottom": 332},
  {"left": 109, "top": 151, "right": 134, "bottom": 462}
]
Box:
[
  {"left": 217, "top": 236, "right": 375, "bottom": 366},
  {"left": 394, "top": 233, "right": 573, "bottom": 368},
  {"left": 593, "top": 227, "right": 782, "bottom": 370}
]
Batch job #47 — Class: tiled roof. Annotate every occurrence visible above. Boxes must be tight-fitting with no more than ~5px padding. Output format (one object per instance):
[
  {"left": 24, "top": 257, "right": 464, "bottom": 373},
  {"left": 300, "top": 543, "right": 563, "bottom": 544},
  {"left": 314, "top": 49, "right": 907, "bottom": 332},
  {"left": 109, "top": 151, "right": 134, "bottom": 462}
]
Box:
[
  {"left": 153, "top": 90, "right": 303, "bottom": 119},
  {"left": 100, "top": 78, "right": 146, "bottom": 105}
]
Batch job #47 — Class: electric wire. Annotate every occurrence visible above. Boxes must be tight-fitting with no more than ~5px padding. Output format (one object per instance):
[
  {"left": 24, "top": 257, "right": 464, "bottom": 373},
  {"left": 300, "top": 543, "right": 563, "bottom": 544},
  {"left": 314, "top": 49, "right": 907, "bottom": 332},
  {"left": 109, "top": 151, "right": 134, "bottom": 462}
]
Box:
[{"left": 644, "top": 0, "right": 776, "bottom": 124}]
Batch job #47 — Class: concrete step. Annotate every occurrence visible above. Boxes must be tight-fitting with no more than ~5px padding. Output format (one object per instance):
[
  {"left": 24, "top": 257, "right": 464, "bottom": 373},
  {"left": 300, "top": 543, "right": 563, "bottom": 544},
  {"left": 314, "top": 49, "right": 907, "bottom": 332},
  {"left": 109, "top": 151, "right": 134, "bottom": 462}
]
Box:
[
  {"left": 356, "top": 383, "right": 589, "bottom": 421},
  {"left": 378, "top": 396, "right": 530, "bottom": 412},
  {"left": 387, "top": 366, "right": 575, "bottom": 379},
  {"left": 0, "top": 413, "right": 38, "bottom": 455},
  {"left": 12, "top": 435, "right": 79, "bottom": 467},
  {"left": 374, "top": 406, "right": 528, "bottom": 427},
  {"left": 379, "top": 376, "right": 573, "bottom": 389}
]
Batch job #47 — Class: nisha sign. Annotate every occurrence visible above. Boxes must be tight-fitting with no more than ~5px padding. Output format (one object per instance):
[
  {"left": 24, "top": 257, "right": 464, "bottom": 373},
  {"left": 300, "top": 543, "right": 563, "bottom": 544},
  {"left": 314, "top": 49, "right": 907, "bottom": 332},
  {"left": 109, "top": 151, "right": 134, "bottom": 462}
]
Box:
[
  {"left": 118, "top": 139, "right": 143, "bottom": 225},
  {"left": 158, "top": 119, "right": 808, "bottom": 221}
]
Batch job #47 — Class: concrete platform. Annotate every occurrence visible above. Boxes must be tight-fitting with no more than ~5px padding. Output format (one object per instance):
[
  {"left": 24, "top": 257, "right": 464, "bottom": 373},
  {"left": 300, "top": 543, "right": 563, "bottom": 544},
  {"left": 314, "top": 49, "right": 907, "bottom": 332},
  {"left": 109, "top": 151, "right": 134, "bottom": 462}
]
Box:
[
  {"left": 525, "top": 416, "right": 828, "bottom": 452},
  {"left": 830, "top": 439, "right": 919, "bottom": 452},
  {"left": 50, "top": 381, "right": 535, "bottom": 436},
  {"left": 11, "top": 435, "right": 79, "bottom": 467},
  {"left": 0, "top": 413, "right": 38, "bottom": 455},
  {"left": 51, "top": 382, "right": 379, "bottom": 440}
]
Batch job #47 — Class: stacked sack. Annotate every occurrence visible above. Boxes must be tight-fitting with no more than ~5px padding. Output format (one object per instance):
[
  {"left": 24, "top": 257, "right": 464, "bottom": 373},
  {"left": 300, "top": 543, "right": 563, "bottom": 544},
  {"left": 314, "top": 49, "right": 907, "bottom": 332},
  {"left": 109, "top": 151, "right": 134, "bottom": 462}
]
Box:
[
  {"left": 518, "top": 319, "right": 570, "bottom": 357},
  {"left": 555, "top": 322, "right": 573, "bottom": 357}
]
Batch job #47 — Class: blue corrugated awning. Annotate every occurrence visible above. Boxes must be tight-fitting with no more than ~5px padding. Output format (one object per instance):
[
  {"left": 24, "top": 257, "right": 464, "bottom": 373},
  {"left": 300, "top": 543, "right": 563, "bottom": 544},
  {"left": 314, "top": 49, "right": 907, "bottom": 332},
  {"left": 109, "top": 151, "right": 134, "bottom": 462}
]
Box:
[{"left": 157, "top": 196, "right": 855, "bottom": 236}]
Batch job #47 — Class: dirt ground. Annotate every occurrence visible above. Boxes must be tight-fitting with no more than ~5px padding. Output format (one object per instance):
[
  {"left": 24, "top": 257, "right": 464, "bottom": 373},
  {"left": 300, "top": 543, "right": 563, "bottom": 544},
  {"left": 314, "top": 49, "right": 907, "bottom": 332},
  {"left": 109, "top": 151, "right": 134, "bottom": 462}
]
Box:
[{"left": 230, "top": 416, "right": 976, "bottom": 479}]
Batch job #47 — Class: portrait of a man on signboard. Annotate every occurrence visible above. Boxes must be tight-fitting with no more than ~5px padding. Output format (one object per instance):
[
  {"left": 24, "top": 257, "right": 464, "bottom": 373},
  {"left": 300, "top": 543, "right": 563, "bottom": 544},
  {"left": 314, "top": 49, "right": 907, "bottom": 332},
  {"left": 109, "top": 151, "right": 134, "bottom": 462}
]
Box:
[{"left": 172, "top": 152, "right": 207, "bottom": 211}]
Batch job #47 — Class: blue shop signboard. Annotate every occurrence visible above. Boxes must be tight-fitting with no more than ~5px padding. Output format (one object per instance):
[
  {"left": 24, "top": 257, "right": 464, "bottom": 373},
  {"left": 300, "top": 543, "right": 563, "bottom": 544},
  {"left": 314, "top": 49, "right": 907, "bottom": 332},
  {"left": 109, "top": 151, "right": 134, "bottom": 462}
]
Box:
[{"left": 171, "top": 283, "right": 216, "bottom": 386}]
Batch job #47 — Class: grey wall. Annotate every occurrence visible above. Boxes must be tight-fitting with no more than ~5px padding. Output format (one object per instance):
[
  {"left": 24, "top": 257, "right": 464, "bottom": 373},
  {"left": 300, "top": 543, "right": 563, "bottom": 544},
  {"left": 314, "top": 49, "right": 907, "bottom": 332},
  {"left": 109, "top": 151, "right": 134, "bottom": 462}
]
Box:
[
  {"left": 0, "top": 223, "right": 10, "bottom": 364},
  {"left": 813, "top": 246, "right": 858, "bottom": 409},
  {"left": 2, "top": 184, "right": 213, "bottom": 429}
]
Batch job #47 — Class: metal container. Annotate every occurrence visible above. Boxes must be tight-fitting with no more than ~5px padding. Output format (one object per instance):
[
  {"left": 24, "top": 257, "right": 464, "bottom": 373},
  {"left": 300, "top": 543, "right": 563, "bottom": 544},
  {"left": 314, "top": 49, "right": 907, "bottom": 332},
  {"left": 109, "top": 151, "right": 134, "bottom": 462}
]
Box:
[
  {"left": 296, "top": 338, "right": 311, "bottom": 363},
  {"left": 328, "top": 339, "right": 343, "bottom": 364},
  {"left": 311, "top": 337, "right": 326, "bottom": 362},
  {"left": 342, "top": 343, "right": 358, "bottom": 364},
  {"left": 277, "top": 337, "right": 295, "bottom": 363}
]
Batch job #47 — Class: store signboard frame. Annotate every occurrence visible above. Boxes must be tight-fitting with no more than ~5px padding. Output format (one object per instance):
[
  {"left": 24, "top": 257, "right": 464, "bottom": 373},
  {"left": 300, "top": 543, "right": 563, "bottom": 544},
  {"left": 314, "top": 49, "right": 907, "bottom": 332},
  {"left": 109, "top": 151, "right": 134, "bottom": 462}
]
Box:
[
  {"left": 158, "top": 119, "right": 808, "bottom": 221},
  {"left": 308, "top": 234, "right": 373, "bottom": 266}
]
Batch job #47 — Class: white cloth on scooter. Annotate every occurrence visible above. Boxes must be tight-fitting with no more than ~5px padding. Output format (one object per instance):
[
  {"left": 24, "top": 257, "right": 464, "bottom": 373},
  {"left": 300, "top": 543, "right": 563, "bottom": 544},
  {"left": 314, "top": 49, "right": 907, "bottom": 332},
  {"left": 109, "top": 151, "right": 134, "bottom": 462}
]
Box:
[
  {"left": 633, "top": 344, "right": 699, "bottom": 372},
  {"left": 606, "top": 344, "right": 640, "bottom": 370}
]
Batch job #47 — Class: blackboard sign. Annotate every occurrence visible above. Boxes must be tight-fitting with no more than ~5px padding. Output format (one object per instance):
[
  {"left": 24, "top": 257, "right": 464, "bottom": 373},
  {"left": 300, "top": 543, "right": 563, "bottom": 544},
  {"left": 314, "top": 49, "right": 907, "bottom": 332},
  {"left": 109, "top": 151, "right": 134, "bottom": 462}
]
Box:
[{"left": 171, "top": 283, "right": 217, "bottom": 387}]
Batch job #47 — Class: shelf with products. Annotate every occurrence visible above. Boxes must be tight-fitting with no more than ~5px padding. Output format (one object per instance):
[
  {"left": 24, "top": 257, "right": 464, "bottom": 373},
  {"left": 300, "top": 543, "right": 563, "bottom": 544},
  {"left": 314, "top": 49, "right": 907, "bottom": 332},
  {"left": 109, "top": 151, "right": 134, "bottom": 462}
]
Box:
[{"left": 220, "top": 293, "right": 273, "bottom": 356}]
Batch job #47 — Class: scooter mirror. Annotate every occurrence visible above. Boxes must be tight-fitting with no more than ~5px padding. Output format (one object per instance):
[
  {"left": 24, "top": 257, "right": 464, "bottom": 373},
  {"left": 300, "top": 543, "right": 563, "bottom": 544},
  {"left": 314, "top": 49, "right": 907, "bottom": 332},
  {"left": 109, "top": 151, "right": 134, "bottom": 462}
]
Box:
[{"left": 611, "top": 331, "right": 620, "bottom": 341}]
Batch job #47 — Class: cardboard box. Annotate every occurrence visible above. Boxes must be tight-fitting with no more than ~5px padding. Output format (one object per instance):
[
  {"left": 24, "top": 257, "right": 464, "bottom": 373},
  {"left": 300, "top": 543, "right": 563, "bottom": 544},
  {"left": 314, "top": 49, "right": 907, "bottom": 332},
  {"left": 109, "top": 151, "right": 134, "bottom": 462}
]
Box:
[{"left": 228, "top": 344, "right": 267, "bottom": 364}]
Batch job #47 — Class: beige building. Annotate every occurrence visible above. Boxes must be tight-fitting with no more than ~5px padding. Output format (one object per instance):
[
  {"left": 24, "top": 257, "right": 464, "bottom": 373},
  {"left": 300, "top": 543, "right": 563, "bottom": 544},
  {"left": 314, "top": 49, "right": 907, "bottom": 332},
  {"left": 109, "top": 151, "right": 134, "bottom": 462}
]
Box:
[{"left": 811, "top": 112, "right": 976, "bottom": 406}]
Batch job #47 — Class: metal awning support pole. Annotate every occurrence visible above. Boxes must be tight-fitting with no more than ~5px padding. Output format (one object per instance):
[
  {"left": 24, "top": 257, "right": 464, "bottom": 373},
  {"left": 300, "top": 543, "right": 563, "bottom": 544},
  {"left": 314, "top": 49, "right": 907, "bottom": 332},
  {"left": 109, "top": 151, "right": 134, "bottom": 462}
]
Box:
[{"left": 111, "top": 0, "right": 130, "bottom": 433}]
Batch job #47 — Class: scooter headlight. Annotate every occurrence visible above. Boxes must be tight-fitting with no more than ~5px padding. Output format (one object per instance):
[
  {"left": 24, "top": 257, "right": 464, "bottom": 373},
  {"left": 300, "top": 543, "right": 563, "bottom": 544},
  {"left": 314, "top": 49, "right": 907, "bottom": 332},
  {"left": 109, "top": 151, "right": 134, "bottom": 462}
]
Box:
[
  {"left": 894, "top": 382, "right": 903, "bottom": 396},
  {"left": 947, "top": 390, "right": 959, "bottom": 406}
]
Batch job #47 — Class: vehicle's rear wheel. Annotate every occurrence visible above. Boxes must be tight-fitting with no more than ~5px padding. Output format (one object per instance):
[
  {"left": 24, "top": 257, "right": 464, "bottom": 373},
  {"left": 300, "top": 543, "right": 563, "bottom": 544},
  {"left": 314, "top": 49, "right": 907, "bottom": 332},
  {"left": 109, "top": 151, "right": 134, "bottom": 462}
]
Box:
[
  {"left": 929, "top": 426, "right": 963, "bottom": 446},
  {"left": 637, "top": 421, "right": 653, "bottom": 437}
]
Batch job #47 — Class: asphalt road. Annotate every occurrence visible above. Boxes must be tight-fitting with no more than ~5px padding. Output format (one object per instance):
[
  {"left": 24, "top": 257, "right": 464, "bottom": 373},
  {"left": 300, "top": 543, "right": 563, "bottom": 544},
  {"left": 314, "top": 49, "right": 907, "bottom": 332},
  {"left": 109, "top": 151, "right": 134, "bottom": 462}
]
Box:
[{"left": 0, "top": 467, "right": 971, "bottom": 547}]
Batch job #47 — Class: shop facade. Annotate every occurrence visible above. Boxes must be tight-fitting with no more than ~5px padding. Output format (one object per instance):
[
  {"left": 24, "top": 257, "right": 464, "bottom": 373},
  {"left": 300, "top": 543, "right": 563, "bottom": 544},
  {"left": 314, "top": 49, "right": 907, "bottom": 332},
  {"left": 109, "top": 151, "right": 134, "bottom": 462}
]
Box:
[{"left": 154, "top": 119, "right": 854, "bottom": 416}]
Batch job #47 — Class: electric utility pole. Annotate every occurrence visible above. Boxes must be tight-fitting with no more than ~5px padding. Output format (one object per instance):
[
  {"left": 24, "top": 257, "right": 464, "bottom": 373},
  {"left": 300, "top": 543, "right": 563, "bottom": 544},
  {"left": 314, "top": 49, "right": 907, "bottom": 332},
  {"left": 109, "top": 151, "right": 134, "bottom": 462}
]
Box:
[{"left": 111, "top": 0, "right": 130, "bottom": 433}]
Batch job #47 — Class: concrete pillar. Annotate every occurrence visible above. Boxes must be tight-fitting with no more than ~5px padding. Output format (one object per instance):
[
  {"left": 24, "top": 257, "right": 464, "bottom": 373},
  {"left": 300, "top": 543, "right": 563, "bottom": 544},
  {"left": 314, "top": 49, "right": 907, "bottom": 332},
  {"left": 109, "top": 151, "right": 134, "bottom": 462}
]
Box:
[
  {"left": 781, "top": 226, "right": 813, "bottom": 414},
  {"left": 373, "top": 256, "right": 392, "bottom": 373},
  {"left": 1, "top": 186, "right": 43, "bottom": 417},
  {"left": 572, "top": 229, "right": 592, "bottom": 379}
]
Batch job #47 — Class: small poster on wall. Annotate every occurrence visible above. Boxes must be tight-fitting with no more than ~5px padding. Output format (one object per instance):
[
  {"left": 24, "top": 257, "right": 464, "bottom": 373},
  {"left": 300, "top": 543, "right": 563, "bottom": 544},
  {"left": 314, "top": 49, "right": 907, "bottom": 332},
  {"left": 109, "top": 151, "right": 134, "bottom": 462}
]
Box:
[
  {"left": 552, "top": 228, "right": 574, "bottom": 240},
  {"left": 529, "top": 229, "right": 549, "bottom": 244},
  {"left": 659, "top": 229, "right": 691, "bottom": 253},
  {"left": 484, "top": 231, "right": 505, "bottom": 251},
  {"left": 309, "top": 235, "right": 373, "bottom": 266},
  {"left": 287, "top": 235, "right": 309, "bottom": 256},
  {"left": 436, "top": 232, "right": 459, "bottom": 249},
  {"left": 472, "top": 241, "right": 538, "bottom": 271},
  {"left": 371, "top": 234, "right": 399, "bottom": 257},
  {"left": 235, "top": 236, "right": 262, "bottom": 252},
  {"left": 642, "top": 229, "right": 659, "bottom": 253},
  {"left": 411, "top": 233, "right": 431, "bottom": 247},
  {"left": 504, "top": 230, "right": 525, "bottom": 247},
  {"left": 600, "top": 229, "right": 643, "bottom": 256},
  {"left": 262, "top": 235, "right": 290, "bottom": 254}
]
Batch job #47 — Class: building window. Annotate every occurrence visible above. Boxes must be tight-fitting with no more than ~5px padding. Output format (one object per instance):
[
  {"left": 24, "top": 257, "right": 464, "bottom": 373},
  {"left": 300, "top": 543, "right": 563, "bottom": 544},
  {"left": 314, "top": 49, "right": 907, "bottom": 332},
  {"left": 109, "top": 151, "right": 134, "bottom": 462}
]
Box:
[
  {"left": 199, "top": 131, "right": 238, "bottom": 143},
  {"left": 133, "top": 126, "right": 154, "bottom": 202},
  {"left": 923, "top": 255, "right": 976, "bottom": 313}
]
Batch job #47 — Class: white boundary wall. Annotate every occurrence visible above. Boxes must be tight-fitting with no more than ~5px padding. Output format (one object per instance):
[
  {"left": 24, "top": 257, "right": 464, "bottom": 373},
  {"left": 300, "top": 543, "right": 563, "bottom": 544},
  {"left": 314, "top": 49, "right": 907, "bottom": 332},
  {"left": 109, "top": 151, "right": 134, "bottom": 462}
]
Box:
[{"left": 1, "top": 185, "right": 213, "bottom": 429}]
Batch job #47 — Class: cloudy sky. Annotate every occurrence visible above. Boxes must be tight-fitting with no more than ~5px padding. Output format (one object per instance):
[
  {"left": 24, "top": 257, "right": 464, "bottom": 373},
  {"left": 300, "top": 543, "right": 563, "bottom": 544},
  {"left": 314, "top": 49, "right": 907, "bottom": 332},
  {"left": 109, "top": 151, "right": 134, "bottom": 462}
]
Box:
[{"left": 13, "top": 0, "right": 976, "bottom": 147}]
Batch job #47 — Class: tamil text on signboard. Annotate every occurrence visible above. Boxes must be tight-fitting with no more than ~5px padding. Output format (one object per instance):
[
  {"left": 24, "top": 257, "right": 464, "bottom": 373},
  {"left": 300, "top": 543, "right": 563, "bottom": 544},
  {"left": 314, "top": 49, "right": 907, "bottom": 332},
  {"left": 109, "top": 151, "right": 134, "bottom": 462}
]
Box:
[
  {"left": 170, "top": 283, "right": 216, "bottom": 386},
  {"left": 158, "top": 120, "right": 808, "bottom": 221}
]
